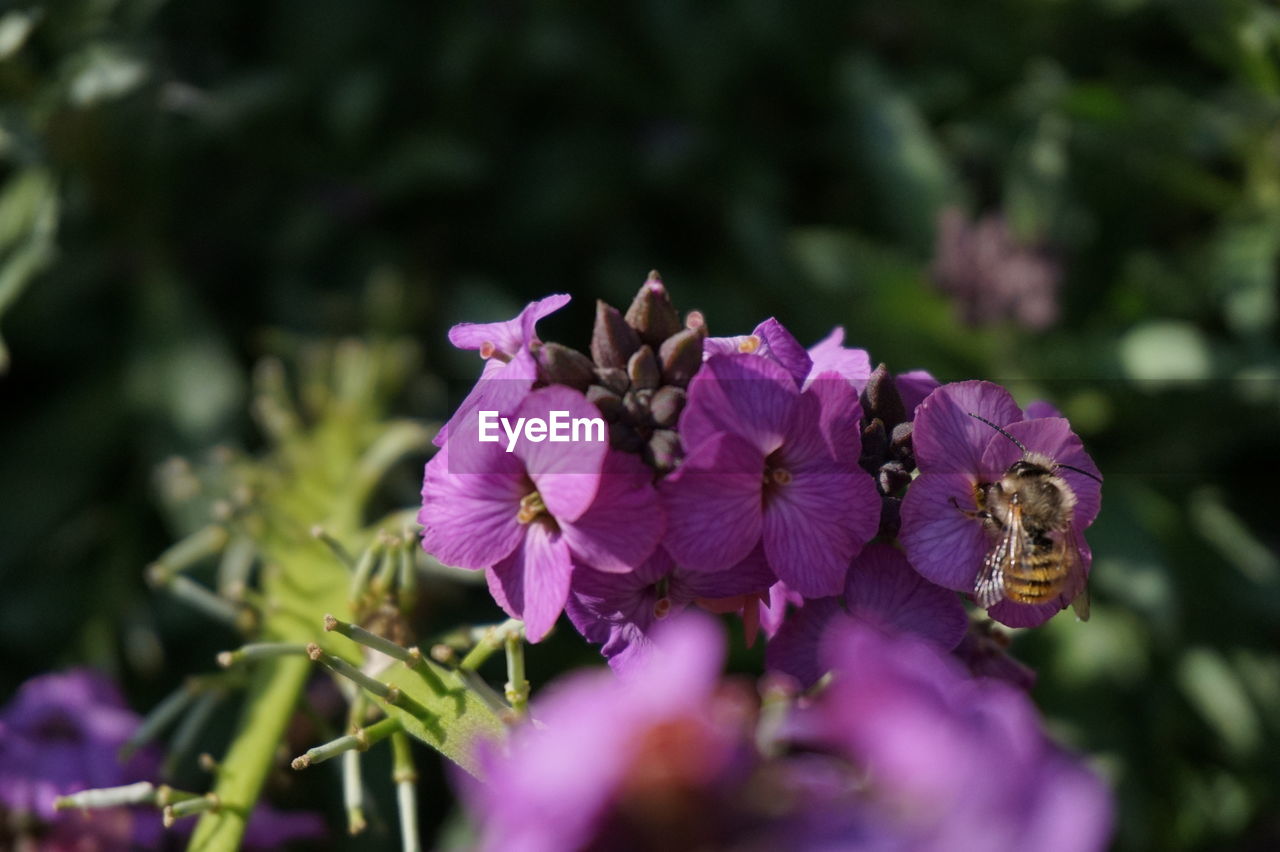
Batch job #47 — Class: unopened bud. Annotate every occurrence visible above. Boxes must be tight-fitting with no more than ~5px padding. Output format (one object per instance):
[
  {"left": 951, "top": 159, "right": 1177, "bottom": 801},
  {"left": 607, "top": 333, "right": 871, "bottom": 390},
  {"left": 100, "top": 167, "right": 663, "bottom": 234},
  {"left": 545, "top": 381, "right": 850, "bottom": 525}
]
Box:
[
  {"left": 861, "top": 418, "right": 888, "bottom": 464},
  {"left": 658, "top": 328, "right": 703, "bottom": 387},
  {"left": 878, "top": 460, "right": 911, "bottom": 495},
  {"left": 627, "top": 346, "right": 661, "bottom": 390},
  {"left": 593, "top": 367, "right": 630, "bottom": 396},
  {"left": 624, "top": 273, "right": 682, "bottom": 347},
  {"left": 890, "top": 421, "right": 913, "bottom": 458},
  {"left": 645, "top": 429, "right": 683, "bottom": 473},
  {"left": 590, "top": 300, "right": 641, "bottom": 368},
  {"left": 586, "top": 385, "right": 624, "bottom": 421},
  {"left": 861, "top": 363, "right": 907, "bottom": 428},
  {"left": 536, "top": 343, "right": 596, "bottom": 391},
  {"left": 622, "top": 389, "right": 653, "bottom": 426},
  {"left": 609, "top": 421, "right": 645, "bottom": 453},
  {"left": 685, "top": 310, "right": 707, "bottom": 337},
  {"left": 649, "top": 386, "right": 686, "bottom": 427}
]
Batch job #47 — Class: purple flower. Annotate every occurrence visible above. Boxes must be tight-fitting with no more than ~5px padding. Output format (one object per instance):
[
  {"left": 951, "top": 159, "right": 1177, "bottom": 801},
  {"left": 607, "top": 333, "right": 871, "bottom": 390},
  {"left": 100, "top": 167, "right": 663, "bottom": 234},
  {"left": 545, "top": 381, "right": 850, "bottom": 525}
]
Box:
[
  {"left": 435, "top": 294, "right": 571, "bottom": 447},
  {"left": 566, "top": 546, "right": 776, "bottom": 672},
  {"left": 0, "top": 669, "right": 159, "bottom": 845},
  {"left": 804, "top": 326, "right": 872, "bottom": 392},
  {"left": 660, "top": 354, "right": 880, "bottom": 598},
  {"left": 766, "top": 542, "right": 967, "bottom": 688},
  {"left": 787, "top": 621, "right": 1113, "bottom": 852},
  {"left": 931, "top": 208, "right": 1061, "bottom": 331},
  {"left": 899, "top": 381, "right": 1102, "bottom": 627},
  {"left": 704, "top": 319, "right": 873, "bottom": 392},
  {"left": 0, "top": 670, "right": 326, "bottom": 851},
  {"left": 459, "top": 615, "right": 755, "bottom": 852},
  {"left": 421, "top": 385, "right": 664, "bottom": 640}
]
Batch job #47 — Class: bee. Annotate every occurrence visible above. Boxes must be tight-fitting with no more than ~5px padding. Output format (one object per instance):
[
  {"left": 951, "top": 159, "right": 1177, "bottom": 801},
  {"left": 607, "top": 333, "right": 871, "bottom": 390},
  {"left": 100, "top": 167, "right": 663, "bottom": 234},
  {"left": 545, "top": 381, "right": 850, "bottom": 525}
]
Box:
[{"left": 963, "top": 413, "right": 1101, "bottom": 620}]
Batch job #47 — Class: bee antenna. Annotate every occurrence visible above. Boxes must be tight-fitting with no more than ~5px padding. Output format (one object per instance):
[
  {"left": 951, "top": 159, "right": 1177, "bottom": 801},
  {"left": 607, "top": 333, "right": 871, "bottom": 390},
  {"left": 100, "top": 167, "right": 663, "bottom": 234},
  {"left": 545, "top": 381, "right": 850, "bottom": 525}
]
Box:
[
  {"left": 966, "top": 412, "right": 1029, "bottom": 454},
  {"left": 1055, "top": 462, "right": 1103, "bottom": 484}
]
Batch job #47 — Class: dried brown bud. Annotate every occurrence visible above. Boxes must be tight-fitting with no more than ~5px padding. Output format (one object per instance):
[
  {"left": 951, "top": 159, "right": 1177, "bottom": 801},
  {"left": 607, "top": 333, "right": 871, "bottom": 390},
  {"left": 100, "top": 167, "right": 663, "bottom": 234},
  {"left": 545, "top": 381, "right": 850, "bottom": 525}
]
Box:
[
  {"left": 627, "top": 345, "right": 661, "bottom": 390},
  {"left": 624, "top": 273, "right": 682, "bottom": 347},
  {"left": 590, "top": 300, "right": 641, "bottom": 368},
  {"left": 536, "top": 343, "right": 596, "bottom": 391}
]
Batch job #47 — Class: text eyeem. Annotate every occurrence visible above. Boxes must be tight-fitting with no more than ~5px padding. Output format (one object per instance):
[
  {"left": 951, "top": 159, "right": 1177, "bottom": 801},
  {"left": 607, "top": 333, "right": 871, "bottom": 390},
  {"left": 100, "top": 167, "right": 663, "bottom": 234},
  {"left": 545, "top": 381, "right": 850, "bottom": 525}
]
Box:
[{"left": 478, "top": 410, "right": 607, "bottom": 452}]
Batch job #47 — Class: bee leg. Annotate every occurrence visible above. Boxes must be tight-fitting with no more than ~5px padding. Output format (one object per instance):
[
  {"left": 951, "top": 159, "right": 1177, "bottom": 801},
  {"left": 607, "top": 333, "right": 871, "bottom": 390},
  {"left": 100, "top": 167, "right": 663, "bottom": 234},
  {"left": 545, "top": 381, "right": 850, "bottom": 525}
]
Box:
[{"left": 949, "top": 496, "right": 989, "bottom": 520}]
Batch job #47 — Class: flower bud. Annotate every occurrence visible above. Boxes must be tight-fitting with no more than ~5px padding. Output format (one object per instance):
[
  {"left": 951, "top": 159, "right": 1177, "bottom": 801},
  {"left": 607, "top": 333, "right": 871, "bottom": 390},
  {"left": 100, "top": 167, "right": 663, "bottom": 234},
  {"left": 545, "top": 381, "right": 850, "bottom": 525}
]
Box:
[
  {"left": 645, "top": 429, "right": 683, "bottom": 473},
  {"left": 624, "top": 272, "right": 682, "bottom": 347},
  {"left": 890, "top": 421, "right": 913, "bottom": 459},
  {"left": 658, "top": 329, "right": 703, "bottom": 388},
  {"left": 536, "top": 343, "right": 596, "bottom": 391},
  {"left": 623, "top": 389, "right": 654, "bottom": 426},
  {"left": 878, "top": 460, "right": 911, "bottom": 496},
  {"left": 593, "top": 367, "right": 630, "bottom": 396},
  {"left": 861, "top": 363, "right": 907, "bottom": 428},
  {"left": 649, "top": 386, "right": 686, "bottom": 427},
  {"left": 627, "top": 345, "right": 661, "bottom": 390},
  {"left": 590, "top": 300, "right": 641, "bottom": 368},
  {"left": 861, "top": 418, "right": 888, "bottom": 465},
  {"left": 587, "top": 385, "right": 624, "bottom": 421},
  {"left": 609, "top": 421, "right": 645, "bottom": 453}
]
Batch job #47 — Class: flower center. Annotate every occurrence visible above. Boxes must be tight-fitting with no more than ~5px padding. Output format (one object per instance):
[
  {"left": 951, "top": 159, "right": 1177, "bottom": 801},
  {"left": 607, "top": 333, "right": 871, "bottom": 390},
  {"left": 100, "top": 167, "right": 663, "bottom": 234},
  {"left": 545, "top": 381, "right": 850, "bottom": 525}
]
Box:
[
  {"left": 516, "top": 491, "right": 547, "bottom": 524},
  {"left": 479, "top": 341, "right": 512, "bottom": 363},
  {"left": 654, "top": 597, "right": 672, "bottom": 620},
  {"left": 737, "top": 335, "right": 761, "bottom": 354}
]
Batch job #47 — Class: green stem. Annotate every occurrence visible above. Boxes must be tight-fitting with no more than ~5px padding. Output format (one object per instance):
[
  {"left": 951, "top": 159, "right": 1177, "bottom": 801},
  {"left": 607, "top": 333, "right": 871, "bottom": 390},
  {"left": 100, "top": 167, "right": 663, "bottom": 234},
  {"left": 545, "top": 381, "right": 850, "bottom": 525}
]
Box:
[{"left": 186, "top": 654, "right": 309, "bottom": 852}]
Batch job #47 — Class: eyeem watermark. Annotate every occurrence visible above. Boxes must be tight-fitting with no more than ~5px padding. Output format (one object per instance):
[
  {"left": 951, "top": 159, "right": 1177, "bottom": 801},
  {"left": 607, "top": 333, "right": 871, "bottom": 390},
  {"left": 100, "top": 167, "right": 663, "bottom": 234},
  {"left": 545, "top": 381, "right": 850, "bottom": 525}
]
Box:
[{"left": 478, "top": 410, "right": 607, "bottom": 452}]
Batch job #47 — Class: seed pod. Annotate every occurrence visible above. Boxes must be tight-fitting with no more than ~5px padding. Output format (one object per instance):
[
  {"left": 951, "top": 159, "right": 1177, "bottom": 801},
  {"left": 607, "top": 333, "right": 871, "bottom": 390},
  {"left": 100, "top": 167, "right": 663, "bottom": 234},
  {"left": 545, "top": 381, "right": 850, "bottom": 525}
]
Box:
[
  {"left": 658, "top": 329, "right": 703, "bottom": 388},
  {"left": 627, "top": 345, "right": 661, "bottom": 390},
  {"left": 536, "top": 343, "right": 596, "bottom": 391},
  {"left": 590, "top": 300, "right": 641, "bottom": 368}
]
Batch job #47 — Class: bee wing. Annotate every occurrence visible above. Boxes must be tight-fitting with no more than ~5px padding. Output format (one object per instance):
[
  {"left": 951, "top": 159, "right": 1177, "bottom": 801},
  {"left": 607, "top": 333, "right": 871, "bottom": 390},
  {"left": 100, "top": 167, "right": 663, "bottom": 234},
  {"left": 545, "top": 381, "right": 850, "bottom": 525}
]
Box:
[
  {"left": 1059, "top": 524, "right": 1090, "bottom": 621},
  {"left": 974, "top": 501, "right": 1023, "bottom": 609}
]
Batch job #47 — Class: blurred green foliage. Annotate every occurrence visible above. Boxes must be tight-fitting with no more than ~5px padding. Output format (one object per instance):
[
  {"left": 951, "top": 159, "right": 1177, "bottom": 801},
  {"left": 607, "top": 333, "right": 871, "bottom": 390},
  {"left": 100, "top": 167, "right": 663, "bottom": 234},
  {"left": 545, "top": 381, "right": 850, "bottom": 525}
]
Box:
[{"left": 2, "top": 0, "right": 1278, "bottom": 849}]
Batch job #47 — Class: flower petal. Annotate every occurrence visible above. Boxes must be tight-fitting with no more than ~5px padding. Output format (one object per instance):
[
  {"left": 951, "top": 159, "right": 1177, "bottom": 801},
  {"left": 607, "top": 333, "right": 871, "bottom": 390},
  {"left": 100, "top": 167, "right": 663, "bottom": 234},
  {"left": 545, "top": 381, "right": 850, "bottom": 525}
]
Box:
[
  {"left": 660, "top": 432, "right": 764, "bottom": 572},
  {"left": 894, "top": 370, "right": 939, "bottom": 419},
  {"left": 516, "top": 386, "right": 608, "bottom": 522},
  {"left": 763, "top": 465, "right": 879, "bottom": 598},
  {"left": 419, "top": 443, "right": 526, "bottom": 569},
  {"left": 753, "top": 318, "right": 813, "bottom": 386},
  {"left": 765, "top": 597, "right": 843, "bottom": 689},
  {"left": 679, "top": 354, "right": 797, "bottom": 455},
  {"left": 804, "top": 327, "right": 871, "bottom": 392},
  {"left": 560, "top": 451, "right": 663, "bottom": 572},
  {"left": 486, "top": 524, "right": 573, "bottom": 642},
  {"left": 899, "top": 472, "right": 990, "bottom": 592},
  {"left": 675, "top": 543, "right": 777, "bottom": 599},
  {"left": 845, "top": 543, "right": 967, "bottom": 650},
  {"left": 913, "top": 380, "right": 1023, "bottom": 473},
  {"left": 447, "top": 293, "right": 570, "bottom": 354}
]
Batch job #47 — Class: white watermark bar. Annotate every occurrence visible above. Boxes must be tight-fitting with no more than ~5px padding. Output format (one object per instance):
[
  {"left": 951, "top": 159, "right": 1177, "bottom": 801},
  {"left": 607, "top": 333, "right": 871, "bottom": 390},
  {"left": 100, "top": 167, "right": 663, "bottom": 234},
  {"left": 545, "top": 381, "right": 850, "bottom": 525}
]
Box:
[{"left": 477, "top": 409, "right": 606, "bottom": 452}]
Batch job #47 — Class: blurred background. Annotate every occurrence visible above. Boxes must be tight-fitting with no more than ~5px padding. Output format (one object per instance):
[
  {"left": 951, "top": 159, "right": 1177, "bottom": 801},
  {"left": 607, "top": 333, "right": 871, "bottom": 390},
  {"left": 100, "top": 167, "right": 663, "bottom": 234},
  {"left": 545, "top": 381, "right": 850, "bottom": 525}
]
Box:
[{"left": 2, "top": 1, "right": 1278, "bottom": 849}]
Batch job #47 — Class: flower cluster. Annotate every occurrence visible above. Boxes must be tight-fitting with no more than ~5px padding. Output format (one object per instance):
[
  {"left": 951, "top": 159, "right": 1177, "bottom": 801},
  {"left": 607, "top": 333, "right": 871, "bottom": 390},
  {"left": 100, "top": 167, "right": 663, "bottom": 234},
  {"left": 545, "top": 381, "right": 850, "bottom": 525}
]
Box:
[
  {"left": 421, "top": 276, "right": 1102, "bottom": 670},
  {"left": 457, "top": 614, "right": 1113, "bottom": 852}
]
